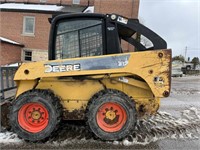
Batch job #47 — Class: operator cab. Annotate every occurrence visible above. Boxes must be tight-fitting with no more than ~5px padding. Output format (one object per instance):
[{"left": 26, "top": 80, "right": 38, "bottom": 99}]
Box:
[{"left": 48, "top": 13, "right": 167, "bottom": 60}]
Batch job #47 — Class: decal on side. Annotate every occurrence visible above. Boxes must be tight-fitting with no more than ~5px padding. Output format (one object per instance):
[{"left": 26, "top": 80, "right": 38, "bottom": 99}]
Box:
[
  {"left": 45, "top": 64, "right": 81, "bottom": 73},
  {"left": 119, "top": 77, "right": 129, "bottom": 83},
  {"left": 117, "top": 16, "right": 128, "bottom": 24},
  {"left": 117, "top": 59, "right": 128, "bottom": 67},
  {"left": 44, "top": 54, "right": 130, "bottom": 73}
]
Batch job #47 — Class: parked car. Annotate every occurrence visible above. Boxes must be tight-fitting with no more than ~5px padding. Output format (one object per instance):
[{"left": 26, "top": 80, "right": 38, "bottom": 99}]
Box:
[{"left": 172, "top": 68, "right": 183, "bottom": 77}]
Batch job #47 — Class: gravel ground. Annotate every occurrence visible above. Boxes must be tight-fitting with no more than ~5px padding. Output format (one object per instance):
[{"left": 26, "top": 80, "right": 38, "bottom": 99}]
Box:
[{"left": 0, "top": 75, "right": 200, "bottom": 150}]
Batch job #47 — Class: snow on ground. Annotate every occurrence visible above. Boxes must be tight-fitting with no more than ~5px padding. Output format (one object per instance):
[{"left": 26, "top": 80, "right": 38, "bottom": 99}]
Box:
[
  {"left": 0, "top": 131, "right": 23, "bottom": 145},
  {"left": 171, "top": 75, "right": 200, "bottom": 95}
]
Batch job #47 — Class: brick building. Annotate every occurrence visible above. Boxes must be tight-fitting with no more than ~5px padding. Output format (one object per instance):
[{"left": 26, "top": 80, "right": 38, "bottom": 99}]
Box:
[
  {"left": 0, "top": 37, "right": 24, "bottom": 65},
  {"left": 0, "top": 0, "right": 139, "bottom": 65}
]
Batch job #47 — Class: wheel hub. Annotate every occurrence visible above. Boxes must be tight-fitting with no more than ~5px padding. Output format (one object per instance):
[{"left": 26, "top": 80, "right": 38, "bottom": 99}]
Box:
[
  {"left": 96, "top": 102, "right": 127, "bottom": 132},
  {"left": 105, "top": 110, "right": 116, "bottom": 120},
  {"left": 18, "top": 102, "right": 49, "bottom": 133},
  {"left": 31, "top": 110, "right": 41, "bottom": 120}
]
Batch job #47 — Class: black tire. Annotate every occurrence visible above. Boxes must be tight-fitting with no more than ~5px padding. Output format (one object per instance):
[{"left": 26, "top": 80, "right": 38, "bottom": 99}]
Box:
[
  {"left": 9, "top": 89, "right": 62, "bottom": 142},
  {"left": 86, "top": 89, "right": 137, "bottom": 141},
  {"left": 186, "top": 66, "right": 191, "bottom": 70},
  {"left": 1, "top": 101, "right": 11, "bottom": 130}
]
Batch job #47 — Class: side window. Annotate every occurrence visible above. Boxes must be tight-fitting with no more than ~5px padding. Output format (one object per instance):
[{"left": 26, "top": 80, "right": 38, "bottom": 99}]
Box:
[
  {"left": 55, "top": 19, "right": 103, "bottom": 59},
  {"left": 23, "top": 16, "right": 35, "bottom": 35}
]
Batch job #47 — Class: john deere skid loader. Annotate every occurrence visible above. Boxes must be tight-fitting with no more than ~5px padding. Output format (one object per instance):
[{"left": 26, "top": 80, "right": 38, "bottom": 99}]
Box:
[{"left": 7, "top": 13, "right": 171, "bottom": 142}]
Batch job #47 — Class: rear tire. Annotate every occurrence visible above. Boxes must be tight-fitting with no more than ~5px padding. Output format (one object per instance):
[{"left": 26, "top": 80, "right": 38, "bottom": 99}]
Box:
[
  {"left": 186, "top": 66, "right": 191, "bottom": 70},
  {"left": 86, "top": 89, "right": 137, "bottom": 141},
  {"left": 9, "top": 89, "right": 62, "bottom": 142}
]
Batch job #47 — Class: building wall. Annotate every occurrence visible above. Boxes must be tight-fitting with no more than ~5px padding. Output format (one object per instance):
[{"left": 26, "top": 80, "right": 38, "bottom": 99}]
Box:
[
  {"left": 21, "top": 48, "right": 48, "bottom": 62},
  {"left": 0, "top": 11, "right": 51, "bottom": 63},
  {"left": 94, "top": 0, "right": 139, "bottom": 52},
  {"left": 0, "top": 12, "right": 51, "bottom": 50},
  {"left": 0, "top": 43, "right": 22, "bottom": 65},
  {"left": 94, "top": 0, "right": 139, "bottom": 18}
]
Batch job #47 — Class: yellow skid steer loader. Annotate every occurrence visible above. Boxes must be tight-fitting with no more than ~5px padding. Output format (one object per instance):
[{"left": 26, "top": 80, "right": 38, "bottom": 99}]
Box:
[{"left": 4, "top": 13, "right": 171, "bottom": 142}]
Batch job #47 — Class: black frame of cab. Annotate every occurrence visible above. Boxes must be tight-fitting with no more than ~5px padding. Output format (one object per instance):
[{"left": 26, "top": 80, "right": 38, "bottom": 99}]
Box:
[{"left": 48, "top": 13, "right": 167, "bottom": 60}]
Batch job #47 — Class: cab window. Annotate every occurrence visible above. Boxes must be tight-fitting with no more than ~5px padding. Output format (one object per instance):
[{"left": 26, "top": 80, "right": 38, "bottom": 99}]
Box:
[{"left": 55, "top": 19, "right": 103, "bottom": 59}]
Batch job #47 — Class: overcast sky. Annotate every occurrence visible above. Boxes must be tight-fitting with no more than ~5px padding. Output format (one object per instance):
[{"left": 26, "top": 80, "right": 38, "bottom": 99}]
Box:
[{"left": 139, "top": 0, "right": 200, "bottom": 60}]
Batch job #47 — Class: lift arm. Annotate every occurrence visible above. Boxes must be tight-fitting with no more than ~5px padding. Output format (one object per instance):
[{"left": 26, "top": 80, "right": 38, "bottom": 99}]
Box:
[{"left": 108, "top": 14, "right": 167, "bottom": 51}]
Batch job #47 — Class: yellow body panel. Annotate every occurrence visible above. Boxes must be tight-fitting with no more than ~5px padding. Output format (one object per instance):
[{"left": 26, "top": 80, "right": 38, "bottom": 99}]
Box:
[{"left": 14, "top": 49, "right": 171, "bottom": 118}]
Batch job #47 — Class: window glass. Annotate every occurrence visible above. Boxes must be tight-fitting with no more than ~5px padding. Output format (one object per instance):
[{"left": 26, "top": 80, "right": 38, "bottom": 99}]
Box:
[
  {"left": 73, "top": 0, "right": 80, "bottom": 4},
  {"left": 55, "top": 19, "right": 103, "bottom": 59},
  {"left": 23, "top": 17, "right": 35, "bottom": 35},
  {"left": 40, "top": 0, "right": 47, "bottom": 2},
  {"left": 24, "top": 51, "right": 32, "bottom": 61}
]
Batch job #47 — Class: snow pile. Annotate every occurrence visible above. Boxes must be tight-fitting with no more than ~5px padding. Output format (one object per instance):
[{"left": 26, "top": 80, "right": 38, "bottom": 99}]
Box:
[
  {"left": 0, "top": 131, "right": 23, "bottom": 145},
  {"left": 0, "top": 3, "right": 64, "bottom": 12}
]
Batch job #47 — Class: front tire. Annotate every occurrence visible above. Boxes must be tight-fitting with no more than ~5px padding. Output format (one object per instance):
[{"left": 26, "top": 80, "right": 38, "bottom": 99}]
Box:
[
  {"left": 86, "top": 89, "right": 137, "bottom": 141},
  {"left": 9, "top": 89, "right": 62, "bottom": 142}
]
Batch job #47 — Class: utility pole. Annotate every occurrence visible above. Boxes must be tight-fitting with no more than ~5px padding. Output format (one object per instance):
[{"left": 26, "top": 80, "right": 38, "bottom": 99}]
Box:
[{"left": 184, "top": 46, "right": 187, "bottom": 63}]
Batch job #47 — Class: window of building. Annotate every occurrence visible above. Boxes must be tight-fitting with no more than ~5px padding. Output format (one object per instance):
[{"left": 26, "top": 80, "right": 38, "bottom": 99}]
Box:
[
  {"left": 23, "top": 16, "right": 35, "bottom": 35},
  {"left": 24, "top": 50, "right": 32, "bottom": 61},
  {"left": 40, "top": 0, "right": 47, "bottom": 2},
  {"left": 73, "top": 0, "right": 80, "bottom": 4}
]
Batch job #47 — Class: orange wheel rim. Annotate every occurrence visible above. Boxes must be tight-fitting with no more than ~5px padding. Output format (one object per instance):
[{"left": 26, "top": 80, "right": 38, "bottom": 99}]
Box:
[
  {"left": 96, "top": 102, "right": 127, "bottom": 132},
  {"left": 18, "top": 102, "right": 49, "bottom": 133}
]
